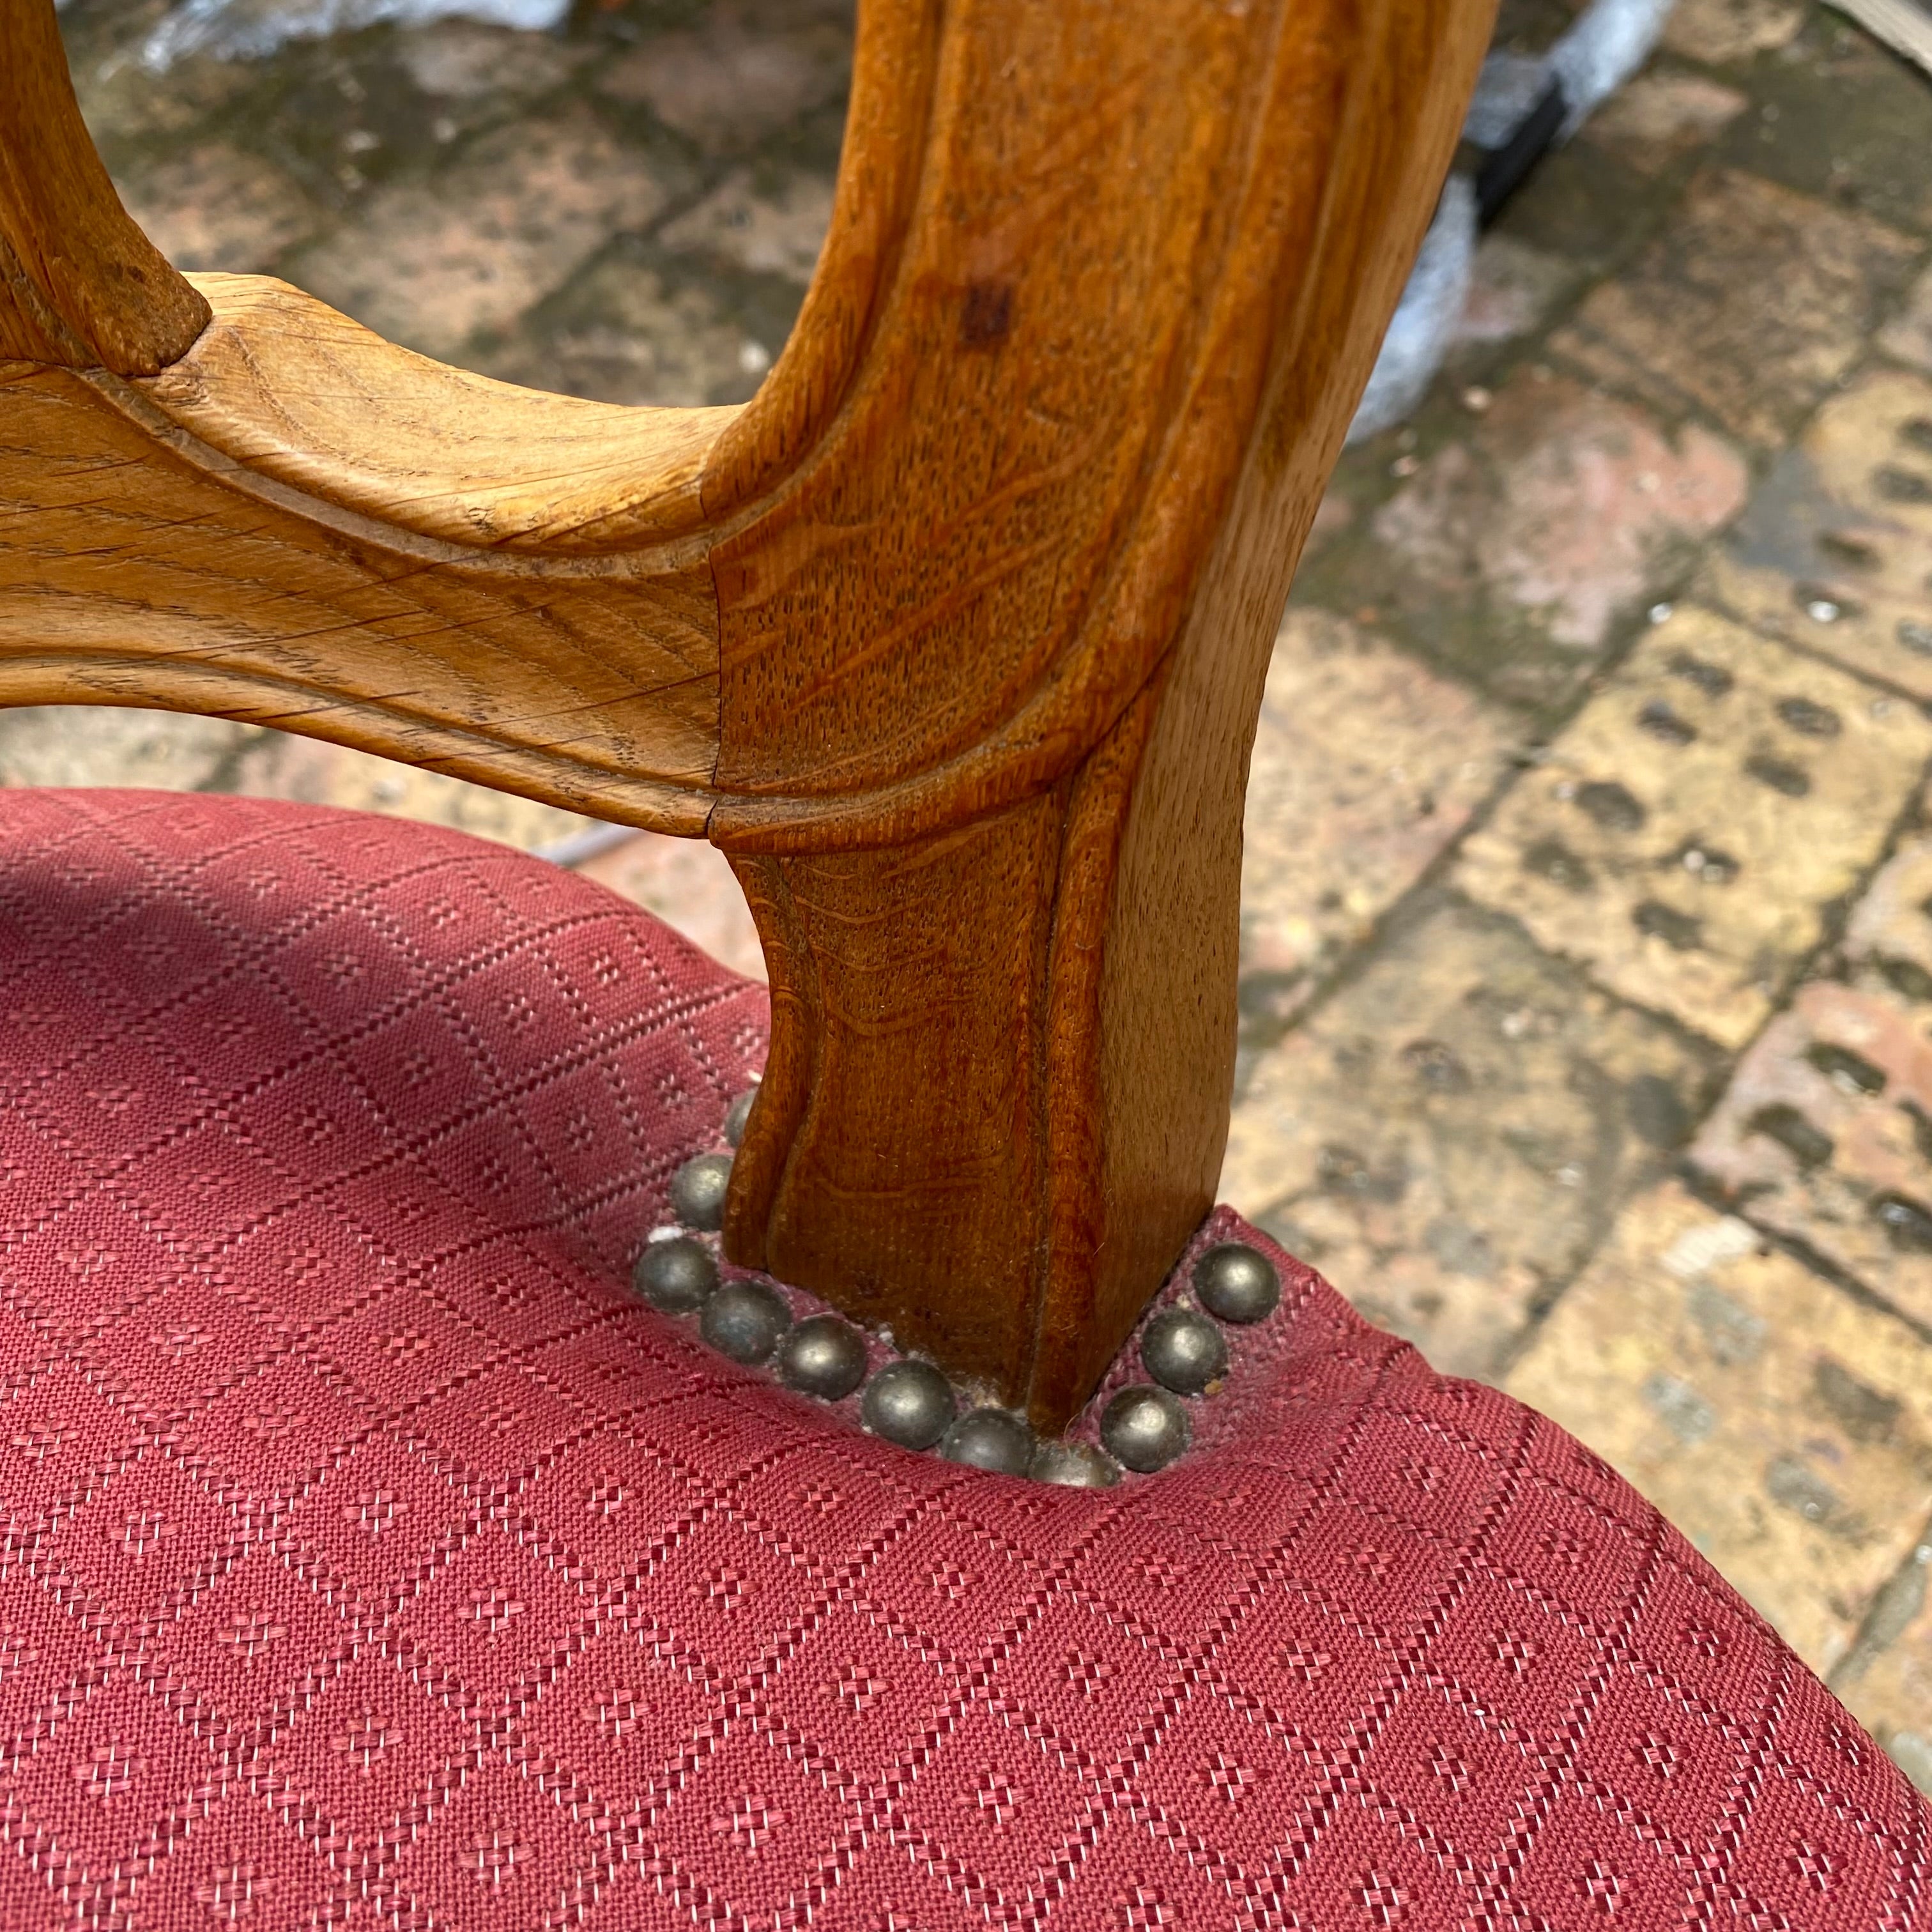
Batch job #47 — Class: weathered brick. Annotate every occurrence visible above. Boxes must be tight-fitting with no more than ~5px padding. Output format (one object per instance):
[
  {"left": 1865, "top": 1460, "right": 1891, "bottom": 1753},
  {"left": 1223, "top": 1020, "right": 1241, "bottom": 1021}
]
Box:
[
  {"left": 1455, "top": 606, "right": 1932, "bottom": 1048},
  {"left": 1508, "top": 1180, "right": 1932, "bottom": 1675},
  {"left": 659, "top": 169, "right": 836, "bottom": 285},
  {"left": 396, "top": 19, "right": 590, "bottom": 102},
  {"left": 1577, "top": 72, "right": 1747, "bottom": 177},
  {"left": 0, "top": 707, "right": 261, "bottom": 794},
  {"left": 1237, "top": 611, "right": 1514, "bottom": 1039},
  {"left": 1689, "top": 835, "right": 1932, "bottom": 1329},
  {"left": 1830, "top": 1538, "right": 1932, "bottom": 1793},
  {"left": 596, "top": 5, "right": 849, "bottom": 153},
  {"left": 227, "top": 735, "right": 589, "bottom": 851},
  {"left": 1332, "top": 369, "right": 1747, "bottom": 708},
  {"left": 1662, "top": 0, "right": 1804, "bottom": 63},
  {"left": 479, "top": 254, "right": 782, "bottom": 408},
  {"left": 291, "top": 109, "right": 687, "bottom": 356},
  {"left": 1880, "top": 264, "right": 1932, "bottom": 375},
  {"left": 118, "top": 142, "right": 318, "bottom": 275},
  {"left": 1223, "top": 894, "right": 1719, "bottom": 1379},
  {"left": 1449, "top": 236, "right": 1583, "bottom": 354},
  {"left": 1705, "top": 369, "right": 1932, "bottom": 699},
  {"left": 1551, "top": 169, "right": 1919, "bottom": 448}
]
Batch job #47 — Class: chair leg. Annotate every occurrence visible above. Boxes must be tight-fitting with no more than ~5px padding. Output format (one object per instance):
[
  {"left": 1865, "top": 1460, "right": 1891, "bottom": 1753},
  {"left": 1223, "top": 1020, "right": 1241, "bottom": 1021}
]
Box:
[{"left": 723, "top": 645, "right": 1259, "bottom": 1433}]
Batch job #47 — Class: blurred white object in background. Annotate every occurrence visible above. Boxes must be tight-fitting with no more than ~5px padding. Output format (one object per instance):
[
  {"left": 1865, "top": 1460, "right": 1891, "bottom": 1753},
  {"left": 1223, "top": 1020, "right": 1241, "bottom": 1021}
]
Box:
[
  {"left": 1347, "top": 0, "right": 1679, "bottom": 445},
  {"left": 138, "top": 0, "right": 571, "bottom": 70}
]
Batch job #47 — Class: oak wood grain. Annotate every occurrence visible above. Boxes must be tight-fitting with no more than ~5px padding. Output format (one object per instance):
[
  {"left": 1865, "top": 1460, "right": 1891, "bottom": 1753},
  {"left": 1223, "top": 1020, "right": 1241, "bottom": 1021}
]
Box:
[
  {"left": 152, "top": 277, "right": 739, "bottom": 553},
  {"left": 0, "top": 0, "right": 210, "bottom": 372},
  {"left": 0, "top": 360, "right": 721, "bottom": 831},
  {"left": 0, "top": 0, "right": 1494, "bottom": 1426}
]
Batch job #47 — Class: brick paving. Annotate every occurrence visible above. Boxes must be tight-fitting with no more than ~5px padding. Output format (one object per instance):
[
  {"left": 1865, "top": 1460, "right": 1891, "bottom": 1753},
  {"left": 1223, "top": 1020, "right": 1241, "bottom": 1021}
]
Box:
[{"left": 29, "top": 0, "right": 1932, "bottom": 1784}]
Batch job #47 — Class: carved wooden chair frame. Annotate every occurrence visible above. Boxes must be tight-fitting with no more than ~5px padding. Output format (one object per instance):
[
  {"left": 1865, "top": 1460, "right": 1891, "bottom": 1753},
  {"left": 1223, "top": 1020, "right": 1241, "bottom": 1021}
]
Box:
[{"left": 0, "top": 0, "right": 1491, "bottom": 1430}]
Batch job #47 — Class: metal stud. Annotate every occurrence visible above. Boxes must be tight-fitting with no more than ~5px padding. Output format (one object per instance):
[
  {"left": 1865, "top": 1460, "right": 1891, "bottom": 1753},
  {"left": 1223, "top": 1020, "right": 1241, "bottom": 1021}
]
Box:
[
  {"left": 776, "top": 1314, "right": 868, "bottom": 1401},
  {"left": 1100, "top": 1385, "right": 1192, "bottom": 1473},
  {"left": 1028, "top": 1440, "right": 1121, "bottom": 1489},
  {"left": 1140, "top": 1305, "right": 1228, "bottom": 1395},
  {"left": 1192, "top": 1241, "right": 1280, "bottom": 1324},
  {"left": 699, "top": 1280, "right": 790, "bottom": 1365},
  {"left": 939, "top": 1407, "right": 1034, "bottom": 1475},
  {"left": 723, "top": 1087, "right": 756, "bottom": 1147},
  {"left": 860, "top": 1359, "right": 956, "bottom": 1450},
  {"left": 631, "top": 1234, "right": 718, "bottom": 1314},
  {"left": 671, "top": 1152, "right": 733, "bottom": 1232}
]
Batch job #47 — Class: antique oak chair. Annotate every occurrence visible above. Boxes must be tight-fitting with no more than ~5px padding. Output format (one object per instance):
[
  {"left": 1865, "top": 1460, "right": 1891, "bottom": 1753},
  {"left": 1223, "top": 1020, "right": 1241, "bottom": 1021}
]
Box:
[{"left": 3, "top": 0, "right": 1926, "bottom": 1924}]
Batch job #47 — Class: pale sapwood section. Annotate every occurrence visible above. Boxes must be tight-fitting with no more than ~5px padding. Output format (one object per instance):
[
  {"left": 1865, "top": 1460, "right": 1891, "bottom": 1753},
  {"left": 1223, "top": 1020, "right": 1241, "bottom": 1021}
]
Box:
[
  {"left": 0, "top": 363, "right": 721, "bottom": 832},
  {"left": 150, "top": 277, "right": 739, "bottom": 553}
]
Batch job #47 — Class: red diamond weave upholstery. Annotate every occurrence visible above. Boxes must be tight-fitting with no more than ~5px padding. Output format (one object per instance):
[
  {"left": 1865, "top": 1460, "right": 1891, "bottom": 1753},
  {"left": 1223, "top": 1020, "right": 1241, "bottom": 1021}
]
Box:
[{"left": 0, "top": 790, "right": 1924, "bottom": 1930}]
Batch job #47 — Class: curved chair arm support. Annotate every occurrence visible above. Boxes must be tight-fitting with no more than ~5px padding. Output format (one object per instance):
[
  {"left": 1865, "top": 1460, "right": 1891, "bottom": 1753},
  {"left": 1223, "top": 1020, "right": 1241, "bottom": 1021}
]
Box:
[
  {"left": 0, "top": 0, "right": 1493, "bottom": 1425},
  {"left": 0, "top": 0, "right": 210, "bottom": 371}
]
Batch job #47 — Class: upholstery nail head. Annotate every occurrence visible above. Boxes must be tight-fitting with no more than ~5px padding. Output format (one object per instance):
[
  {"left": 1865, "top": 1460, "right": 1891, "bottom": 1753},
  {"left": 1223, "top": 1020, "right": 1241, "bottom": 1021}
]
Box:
[
  {"left": 723, "top": 1088, "right": 756, "bottom": 1147},
  {"left": 1100, "top": 1385, "right": 1192, "bottom": 1472},
  {"left": 700, "top": 1280, "right": 790, "bottom": 1364},
  {"left": 1140, "top": 1305, "right": 1229, "bottom": 1395},
  {"left": 776, "top": 1314, "right": 869, "bottom": 1400},
  {"left": 632, "top": 1234, "right": 718, "bottom": 1314},
  {"left": 671, "top": 1151, "right": 733, "bottom": 1231},
  {"left": 1193, "top": 1242, "right": 1281, "bottom": 1324},
  {"left": 939, "top": 1407, "right": 1034, "bottom": 1475},
  {"left": 861, "top": 1359, "right": 956, "bottom": 1449}
]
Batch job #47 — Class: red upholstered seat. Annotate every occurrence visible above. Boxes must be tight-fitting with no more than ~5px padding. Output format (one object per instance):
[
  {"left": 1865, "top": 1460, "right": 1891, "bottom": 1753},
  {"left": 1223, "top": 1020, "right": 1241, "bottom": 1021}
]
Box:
[{"left": 0, "top": 791, "right": 1924, "bottom": 1929}]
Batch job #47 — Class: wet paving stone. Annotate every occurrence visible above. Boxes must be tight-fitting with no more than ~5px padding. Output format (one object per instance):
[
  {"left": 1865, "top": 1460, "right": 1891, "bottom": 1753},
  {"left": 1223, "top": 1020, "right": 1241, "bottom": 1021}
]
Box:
[
  {"left": 1298, "top": 368, "right": 1747, "bottom": 712},
  {"left": 477, "top": 247, "right": 789, "bottom": 407},
  {"left": 1222, "top": 894, "right": 1722, "bottom": 1379},
  {"left": 1706, "top": 18, "right": 1932, "bottom": 239},
  {"left": 1660, "top": 0, "right": 1805, "bottom": 63},
  {"left": 1705, "top": 368, "right": 1932, "bottom": 701},
  {"left": 1455, "top": 606, "right": 1932, "bottom": 1048},
  {"left": 659, "top": 167, "right": 834, "bottom": 284},
  {"left": 1880, "top": 263, "right": 1932, "bottom": 376},
  {"left": 1551, "top": 168, "right": 1920, "bottom": 450},
  {"left": 1507, "top": 1179, "right": 1932, "bottom": 1678},
  {"left": 225, "top": 734, "right": 589, "bottom": 850},
  {"left": 1690, "top": 836, "right": 1932, "bottom": 1330},
  {"left": 0, "top": 706, "right": 263, "bottom": 795},
  {"left": 1446, "top": 234, "right": 1585, "bottom": 364},
  {"left": 1236, "top": 611, "right": 1516, "bottom": 1055},
  {"left": 288, "top": 105, "right": 691, "bottom": 358},
  {"left": 116, "top": 141, "right": 321, "bottom": 274},
  {"left": 1829, "top": 1533, "right": 1932, "bottom": 1794},
  {"left": 0, "top": 705, "right": 590, "bottom": 854},
  {"left": 592, "top": 1, "right": 850, "bottom": 154},
  {"left": 1574, "top": 70, "right": 1748, "bottom": 179}
]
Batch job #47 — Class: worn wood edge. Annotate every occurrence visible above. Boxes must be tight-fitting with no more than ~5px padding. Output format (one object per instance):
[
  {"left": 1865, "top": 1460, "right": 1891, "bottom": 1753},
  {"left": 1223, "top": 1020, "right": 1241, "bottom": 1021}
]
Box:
[
  {"left": 1020, "top": 0, "right": 1498, "bottom": 1416},
  {"left": 699, "top": 0, "right": 943, "bottom": 519},
  {"left": 50, "top": 0, "right": 942, "bottom": 550},
  {"left": 139, "top": 277, "right": 741, "bottom": 554},
  {"left": 46, "top": 360, "right": 712, "bottom": 582},
  {"left": 0, "top": 653, "right": 715, "bottom": 834},
  {"left": 1024, "top": 687, "right": 1163, "bottom": 1425},
  {"left": 1, "top": 0, "right": 210, "bottom": 373}
]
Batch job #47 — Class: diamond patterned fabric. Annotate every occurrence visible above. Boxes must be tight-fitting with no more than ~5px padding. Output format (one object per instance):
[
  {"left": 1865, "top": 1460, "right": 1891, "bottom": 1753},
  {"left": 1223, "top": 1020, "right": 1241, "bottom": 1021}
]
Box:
[{"left": 0, "top": 790, "right": 1924, "bottom": 1931}]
